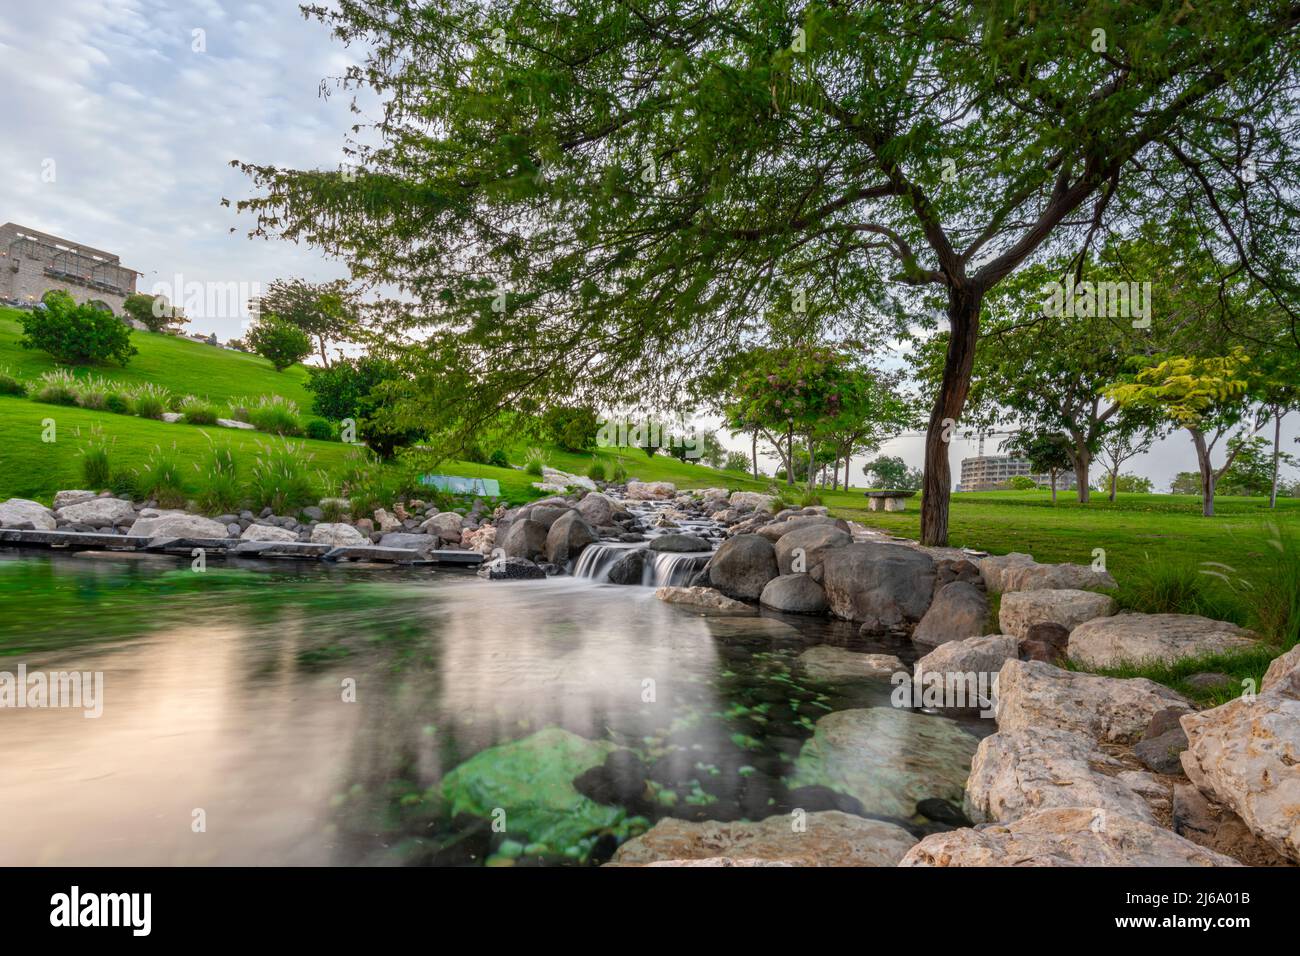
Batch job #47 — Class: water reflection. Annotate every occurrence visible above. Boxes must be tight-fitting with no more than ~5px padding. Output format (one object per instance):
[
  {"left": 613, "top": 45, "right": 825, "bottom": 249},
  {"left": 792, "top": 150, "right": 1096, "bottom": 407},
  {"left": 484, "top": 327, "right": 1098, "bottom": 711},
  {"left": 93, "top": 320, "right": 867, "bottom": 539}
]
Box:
[{"left": 0, "top": 553, "right": 982, "bottom": 866}]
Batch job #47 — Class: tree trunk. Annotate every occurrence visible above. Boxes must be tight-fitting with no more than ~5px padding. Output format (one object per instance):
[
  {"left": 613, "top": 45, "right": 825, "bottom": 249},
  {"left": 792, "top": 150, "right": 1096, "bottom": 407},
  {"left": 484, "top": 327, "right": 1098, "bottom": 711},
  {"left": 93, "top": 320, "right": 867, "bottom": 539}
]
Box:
[
  {"left": 1108, "top": 468, "right": 1118, "bottom": 502},
  {"left": 921, "top": 286, "right": 982, "bottom": 546},
  {"left": 318, "top": 337, "right": 331, "bottom": 368},
  {"left": 1071, "top": 433, "right": 1091, "bottom": 504},
  {"left": 786, "top": 424, "right": 795, "bottom": 486},
  {"left": 751, "top": 431, "right": 759, "bottom": 481},
  {"left": 1270, "top": 408, "right": 1282, "bottom": 509},
  {"left": 1190, "top": 428, "right": 1215, "bottom": 517},
  {"left": 1050, "top": 470, "right": 1058, "bottom": 504},
  {"left": 806, "top": 433, "right": 816, "bottom": 493}
]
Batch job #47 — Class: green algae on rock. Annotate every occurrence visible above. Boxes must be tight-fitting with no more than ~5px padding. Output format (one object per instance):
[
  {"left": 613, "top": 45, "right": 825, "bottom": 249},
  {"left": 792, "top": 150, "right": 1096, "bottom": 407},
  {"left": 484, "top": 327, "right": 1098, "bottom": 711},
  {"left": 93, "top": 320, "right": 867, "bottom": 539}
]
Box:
[{"left": 440, "top": 727, "right": 631, "bottom": 856}]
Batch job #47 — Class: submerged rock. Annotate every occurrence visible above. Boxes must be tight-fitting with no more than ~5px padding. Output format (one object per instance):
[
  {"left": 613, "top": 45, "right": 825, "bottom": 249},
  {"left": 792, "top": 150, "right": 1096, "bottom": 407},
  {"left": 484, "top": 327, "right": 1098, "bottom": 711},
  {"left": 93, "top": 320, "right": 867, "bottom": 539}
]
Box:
[
  {"left": 655, "top": 586, "right": 751, "bottom": 612},
  {"left": 900, "top": 807, "right": 1240, "bottom": 867},
  {"left": 477, "top": 556, "right": 546, "bottom": 580},
  {"left": 440, "top": 727, "right": 627, "bottom": 856},
  {"left": 786, "top": 708, "right": 979, "bottom": 819},
  {"left": 609, "top": 811, "right": 917, "bottom": 867},
  {"left": 798, "top": 646, "right": 904, "bottom": 681},
  {"left": 606, "top": 549, "right": 647, "bottom": 585}
]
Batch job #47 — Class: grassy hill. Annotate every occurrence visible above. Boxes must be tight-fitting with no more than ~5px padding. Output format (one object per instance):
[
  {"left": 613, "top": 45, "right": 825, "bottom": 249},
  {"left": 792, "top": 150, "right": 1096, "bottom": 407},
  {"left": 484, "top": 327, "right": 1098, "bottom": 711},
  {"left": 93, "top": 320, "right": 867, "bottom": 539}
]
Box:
[{"left": 0, "top": 307, "right": 314, "bottom": 407}]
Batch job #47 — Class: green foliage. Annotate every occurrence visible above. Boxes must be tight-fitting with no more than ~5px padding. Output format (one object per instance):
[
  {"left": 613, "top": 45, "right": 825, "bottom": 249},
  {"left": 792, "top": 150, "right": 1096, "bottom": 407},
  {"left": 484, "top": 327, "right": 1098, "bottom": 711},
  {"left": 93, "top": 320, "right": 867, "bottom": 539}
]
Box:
[
  {"left": 304, "top": 418, "right": 335, "bottom": 441},
  {"left": 1250, "top": 523, "right": 1300, "bottom": 648},
  {"left": 77, "top": 429, "right": 113, "bottom": 490},
  {"left": 1170, "top": 472, "right": 1201, "bottom": 495},
  {"left": 180, "top": 396, "right": 220, "bottom": 425},
  {"left": 1219, "top": 436, "right": 1297, "bottom": 497},
  {"left": 1109, "top": 473, "right": 1154, "bottom": 494},
  {"left": 723, "top": 451, "right": 750, "bottom": 473},
  {"left": 194, "top": 443, "right": 242, "bottom": 515},
  {"left": 18, "top": 291, "right": 137, "bottom": 366},
  {"left": 523, "top": 447, "right": 548, "bottom": 476},
  {"left": 123, "top": 293, "right": 187, "bottom": 334},
  {"left": 863, "top": 455, "right": 923, "bottom": 491},
  {"left": 585, "top": 458, "right": 604, "bottom": 481},
  {"left": 136, "top": 445, "right": 187, "bottom": 508},
  {"left": 245, "top": 316, "right": 311, "bottom": 371},
  {"left": 255, "top": 277, "right": 359, "bottom": 365},
  {"left": 1114, "top": 555, "right": 1245, "bottom": 624},
  {"left": 246, "top": 395, "right": 303, "bottom": 436},
  {"left": 248, "top": 439, "right": 316, "bottom": 513},
  {"left": 34, "top": 371, "right": 79, "bottom": 406},
  {"left": 487, "top": 448, "right": 510, "bottom": 468},
  {"left": 1008, "top": 475, "right": 1038, "bottom": 491},
  {"left": 104, "top": 392, "right": 131, "bottom": 415},
  {"left": 0, "top": 368, "right": 25, "bottom": 396},
  {"left": 539, "top": 406, "right": 597, "bottom": 452},
  {"left": 799, "top": 491, "right": 822, "bottom": 508}
]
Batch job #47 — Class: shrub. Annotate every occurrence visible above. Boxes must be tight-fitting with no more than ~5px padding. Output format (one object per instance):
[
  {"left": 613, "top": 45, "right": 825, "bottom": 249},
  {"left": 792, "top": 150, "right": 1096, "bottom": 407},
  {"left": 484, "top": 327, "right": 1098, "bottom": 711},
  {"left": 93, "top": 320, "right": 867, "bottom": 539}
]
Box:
[
  {"left": 523, "top": 447, "right": 548, "bottom": 476},
  {"left": 78, "top": 429, "right": 113, "bottom": 490},
  {"left": 249, "top": 404, "right": 302, "bottom": 436},
  {"left": 18, "top": 290, "right": 138, "bottom": 366},
  {"left": 248, "top": 440, "right": 316, "bottom": 513},
  {"left": 109, "top": 471, "right": 137, "bottom": 499},
  {"left": 0, "top": 368, "right": 26, "bottom": 396},
  {"left": 799, "top": 491, "right": 822, "bottom": 507},
  {"left": 194, "top": 444, "right": 242, "bottom": 514},
  {"left": 167, "top": 392, "right": 185, "bottom": 412},
  {"left": 246, "top": 317, "right": 312, "bottom": 371},
  {"left": 487, "top": 448, "right": 509, "bottom": 468},
  {"left": 136, "top": 445, "right": 187, "bottom": 508},
  {"left": 606, "top": 458, "right": 627, "bottom": 482},
  {"left": 129, "top": 383, "right": 170, "bottom": 420},
  {"left": 586, "top": 458, "right": 605, "bottom": 481},
  {"left": 304, "top": 418, "right": 335, "bottom": 441},
  {"left": 104, "top": 393, "right": 131, "bottom": 414},
  {"left": 180, "top": 396, "right": 220, "bottom": 425},
  {"left": 34, "top": 371, "right": 80, "bottom": 406},
  {"left": 539, "top": 406, "right": 598, "bottom": 451},
  {"left": 1009, "top": 475, "right": 1038, "bottom": 490},
  {"left": 123, "top": 292, "right": 187, "bottom": 333},
  {"left": 723, "top": 451, "right": 750, "bottom": 473},
  {"left": 76, "top": 388, "right": 108, "bottom": 410}
]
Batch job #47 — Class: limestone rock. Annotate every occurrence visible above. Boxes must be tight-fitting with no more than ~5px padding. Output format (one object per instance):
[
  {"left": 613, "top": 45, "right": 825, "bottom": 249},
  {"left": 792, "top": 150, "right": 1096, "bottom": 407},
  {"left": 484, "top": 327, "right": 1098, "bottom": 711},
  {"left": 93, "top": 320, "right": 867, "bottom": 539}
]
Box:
[
  {"left": 1262, "top": 644, "right": 1300, "bottom": 693},
  {"left": 0, "top": 498, "right": 56, "bottom": 531},
  {"left": 52, "top": 490, "right": 97, "bottom": 509},
  {"left": 1001, "top": 562, "right": 1117, "bottom": 593},
  {"left": 240, "top": 523, "right": 299, "bottom": 542},
  {"left": 129, "top": 511, "right": 229, "bottom": 539},
  {"left": 626, "top": 480, "right": 676, "bottom": 500},
  {"left": 55, "top": 497, "right": 136, "bottom": 529},
  {"left": 728, "top": 490, "right": 776, "bottom": 512},
  {"left": 998, "top": 588, "right": 1115, "bottom": 640},
  {"left": 1068, "top": 612, "right": 1256, "bottom": 668},
  {"left": 655, "top": 586, "right": 751, "bottom": 612},
  {"left": 914, "top": 634, "right": 1017, "bottom": 683},
  {"left": 377, "top": 531, "right": 439, "bottom": 553},
  {"left": 610, "top": 811, "right": 917, "bottom": 867},
  {"left": 995, "top": 659, "right": 1190, "bottom": 744},
  {"left": 1179, "top": 693, "right": 1300, "bottom": 862},
  {"left": 372, "top": 508, "right": 402, "bottom": 533},
  {"left": 647, "top": 533, "right": 711, "bottom": 553},
  {"left": 965, "top": 728, "right": 1156, "bottom": 825},
  {"left": 575, "top": 492, "right": 619, "bottom": 527},
  {"left": 309, "top": 522, "right": 368, "bottom": 547},
  {"left": 978, "top": 552, "right": 1036, "bottom": 593},
  {"left": 900, "top": 807, "right": 1240, "bottom": 867}
]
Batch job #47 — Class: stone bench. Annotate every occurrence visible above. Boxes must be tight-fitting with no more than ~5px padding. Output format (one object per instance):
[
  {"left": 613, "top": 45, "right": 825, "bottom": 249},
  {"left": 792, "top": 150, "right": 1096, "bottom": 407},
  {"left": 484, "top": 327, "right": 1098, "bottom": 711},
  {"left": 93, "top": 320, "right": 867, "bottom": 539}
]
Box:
[{"left": 864, "top": 490, "right": 916, "bottom": 512}]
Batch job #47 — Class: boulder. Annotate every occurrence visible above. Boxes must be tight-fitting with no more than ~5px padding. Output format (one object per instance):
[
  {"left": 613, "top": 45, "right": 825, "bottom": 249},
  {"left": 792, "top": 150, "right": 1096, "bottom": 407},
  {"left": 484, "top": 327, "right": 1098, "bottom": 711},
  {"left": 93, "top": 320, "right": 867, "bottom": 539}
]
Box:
[
  {"left": 546, "top": 511, "right": 597, "bottom": 564},
  {"left": 900, "top": 807, "right": 1239, "bottom": 867},
  {"left": 533, "top": 467, "right": 598, "bottom": 493},
  {"left": 575, "top": 492, "right": 619, "bottom": 527},
  {"left": 998, "top": 588, "right": 1115, "bottom": 639},
  {"left": 1068, "top": 612, "right": 1257, "bottom": 668},
  {"left": 647, "top": 533, "right": 711, "bottom": 553},
  {"left": 216, "top": 417, "right": 255, "bottom": 430},
  {"left": 819, "top": 543, "right": 935, "bottom": 630},
  {"left": 609, "top": 811, "right": 917, "bottom": 867},
  {"left": 728, "top": 490, "right": 776, "bottom": 512},
  {"left": 55, "top": 497, "right": 136, "bottom": 529},
  {"left": 797, "top": 646, "right": 904, "bottom": 681},
  {"left": 759, "top": 574, "right": 829, "bottom": 615},
  {"left": 978, "top": 552, "right": 1036, "bottom": 593},
  {"left": 1001, "top": 562, "right": 1117, "bottom": 593},
  {"left": 786, "top": 708, "right": 979, "bottom": 819},
  {"left": 52, "top": 490, "right": 97, "bottom": 509},
  {"left": 606, "top": 549, "right": 648, "bottom": 586},
  {"left": 1171, "top": 782, "right": 1295, "bottom": 867},
  {"left": 129, "top": 512, "right": 229, "bottom": 539},
  {"left": 377, "top": 531, "right": 439, "bottom": 553},
  {"left": 0, "top": 498, "right": 56, "bottom": 531},
  {"left": 912, "top": 581, "right": 989, "bottom": 647},
  {"left": 773, "top": 524, "right": 852, "bottom": 575},
  {"left": 1018, "top": 622, "right": 1071, "bottom": 664},
  {"left": 1134, "top": 714, "right": 1190, "bottom": 776},
  {"left": 757, "top": 515, "right": 848, "bottom": 542},
  {"left": 500, "top": 518, "right": 548, "bottom": 561},
  {"left": 1180, "top": 693, "right": 1300, "bottom": 863},
  {"left": 477, "top": 556, "right": 547, "bottom": 580},
  {"left": 914, "top": 634, "right": 1017, "bottom": 683},
  {"left": 520, "top": 504, "right": 572, "bottom": 530},
  {"left": 708, "top": 534, "right": 779, "bottom": 601},
  {"left": 965, "top": 728, "right": 1156, "bottom": 825},
  {"left": 654, "top": 586, "right": 751, "bottom": 612},
  {"left": 626, "top": 480, "right": 676, "bottom": 500},
  {"left": 1261, "top": 644, "right": 1300, "bottom": 693},
  {"left": 240, "top": 523, "right": 299, "bottom": 543},
  {"left": 995, "top": 659, "right": 1191, "bottom": 745},
  {"left": 372, "top": 508, "right": 402, "bottom": 533},
  {"left": 308, "top": 522, "right": 368, "bottom": 546},
  {"left": 461, "top": 525, "right": 496, "bottom": 555}
]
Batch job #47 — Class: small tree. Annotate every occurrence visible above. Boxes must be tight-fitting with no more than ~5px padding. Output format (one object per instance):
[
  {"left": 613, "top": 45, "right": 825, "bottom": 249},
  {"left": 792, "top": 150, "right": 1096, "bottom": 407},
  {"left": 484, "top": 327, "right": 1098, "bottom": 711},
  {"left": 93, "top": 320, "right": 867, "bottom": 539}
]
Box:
[
  {"left": 19, "top": 290, "right": 137, "bottom": 366},
  {"left": 304, "top": 356, "right": 424, "bottom": 458},
  {"left": 253, "top": 278, "right": 359, "bottom": 368},
  {"left": 862, "top": 455, "right": 922, "bottom": 491},
  {"left": 1002, "top": 431, "right": 1074, "bottom": 504},
  {"left": 246, "top": 317, "right": 312, "bottom": 371},
  {"left": 539, "top": 405, "right": 598, "bottom": 452},
  {"left": 123, "top": 292, "right": 188, "bottom": 333}
]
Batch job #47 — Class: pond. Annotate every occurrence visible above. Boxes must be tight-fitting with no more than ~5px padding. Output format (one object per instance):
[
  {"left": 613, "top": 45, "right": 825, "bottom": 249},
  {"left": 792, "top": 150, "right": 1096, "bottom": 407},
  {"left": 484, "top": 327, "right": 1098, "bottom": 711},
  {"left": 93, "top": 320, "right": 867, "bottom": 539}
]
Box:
[{"left": 0, "top": 551, "right": 988, "bottom": 865}]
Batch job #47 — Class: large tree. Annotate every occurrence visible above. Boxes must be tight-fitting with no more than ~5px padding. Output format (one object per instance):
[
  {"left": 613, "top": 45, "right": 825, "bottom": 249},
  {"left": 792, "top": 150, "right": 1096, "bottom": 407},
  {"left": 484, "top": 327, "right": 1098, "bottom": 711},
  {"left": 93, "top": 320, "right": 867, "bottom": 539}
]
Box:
[{"left": 234, "top": 0, "right": 1300, "bottom": 544}]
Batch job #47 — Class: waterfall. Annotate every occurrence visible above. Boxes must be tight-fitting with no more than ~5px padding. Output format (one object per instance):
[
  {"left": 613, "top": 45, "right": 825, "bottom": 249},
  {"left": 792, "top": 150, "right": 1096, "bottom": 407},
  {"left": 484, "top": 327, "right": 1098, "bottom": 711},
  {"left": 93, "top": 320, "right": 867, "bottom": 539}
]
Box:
[
  {"left": 572, "top": 543, "right": 630, "bottom": 582},
  {"left": 643, "top": 551, "right": 709, "bottom": 587},
  {"left": 570, "top": 493, "right": 719, "bottom": 586}
]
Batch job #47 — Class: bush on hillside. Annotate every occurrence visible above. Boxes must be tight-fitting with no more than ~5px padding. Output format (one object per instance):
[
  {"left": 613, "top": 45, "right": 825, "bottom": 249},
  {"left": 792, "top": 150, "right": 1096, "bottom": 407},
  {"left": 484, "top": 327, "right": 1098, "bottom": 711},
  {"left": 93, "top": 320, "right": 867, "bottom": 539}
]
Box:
[
  {"left": 539, "top": 405, "right": 598, "bottom": 451},
  {"left": 304, "top": 418, "right": 335, "bottom": 441},
  {"left": 123, "top": 293, "right": 188, "bottom": 333},
  {"left": 487, "top": 449, "right": 509, "bottom": 468},
  {"left": 246, "top": 317, "right": 312, "bottom": 371},
  {"left": 104, "top": 393, "right": 131, "bottom": 414},
  {"left": 0, "top": 368, "right": 26, "bottom": 396},
  {"left": 723, "top": 451, "right": 750, "bottom": 473},
  {"left": 19, "top": 290, "right": 137, "bottom": 366},
  {"left": 180, "top": 397, "right": 220, "bottom": 425}
]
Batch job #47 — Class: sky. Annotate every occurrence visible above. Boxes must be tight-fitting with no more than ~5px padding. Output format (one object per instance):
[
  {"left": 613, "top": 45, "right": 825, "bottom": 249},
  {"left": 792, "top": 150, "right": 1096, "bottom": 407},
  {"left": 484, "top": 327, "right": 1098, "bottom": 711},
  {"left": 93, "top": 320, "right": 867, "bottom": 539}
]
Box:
[{"left": 3, "top": 0, "right": 1295, "bottom": 492}]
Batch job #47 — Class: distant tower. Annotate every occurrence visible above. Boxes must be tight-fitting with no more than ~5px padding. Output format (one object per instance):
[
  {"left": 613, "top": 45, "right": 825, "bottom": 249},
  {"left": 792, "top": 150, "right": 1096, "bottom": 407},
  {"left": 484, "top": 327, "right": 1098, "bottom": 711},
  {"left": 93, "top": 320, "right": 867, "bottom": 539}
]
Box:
[{"left": 978, "top": 432, "right": 985, "bottom": 457}]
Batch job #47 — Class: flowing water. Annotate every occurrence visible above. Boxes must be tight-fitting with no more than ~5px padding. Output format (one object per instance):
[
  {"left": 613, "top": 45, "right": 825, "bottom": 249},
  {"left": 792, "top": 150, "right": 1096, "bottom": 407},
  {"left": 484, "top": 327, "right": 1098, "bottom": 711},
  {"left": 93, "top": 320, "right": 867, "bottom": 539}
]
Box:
[{"left": 0, "top": 550, "right": 987, "bottom": 866}]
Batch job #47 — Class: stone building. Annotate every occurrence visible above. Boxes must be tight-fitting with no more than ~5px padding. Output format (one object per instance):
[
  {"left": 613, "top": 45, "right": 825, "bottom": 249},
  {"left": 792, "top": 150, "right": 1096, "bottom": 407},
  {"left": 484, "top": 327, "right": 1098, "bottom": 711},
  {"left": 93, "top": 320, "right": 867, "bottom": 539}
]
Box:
[
  {"left": 0, "top": 222, "right": 139, "bottom": 314},
  {"left": 957, "top": 454, "right": 1077, "bottom": 492}
]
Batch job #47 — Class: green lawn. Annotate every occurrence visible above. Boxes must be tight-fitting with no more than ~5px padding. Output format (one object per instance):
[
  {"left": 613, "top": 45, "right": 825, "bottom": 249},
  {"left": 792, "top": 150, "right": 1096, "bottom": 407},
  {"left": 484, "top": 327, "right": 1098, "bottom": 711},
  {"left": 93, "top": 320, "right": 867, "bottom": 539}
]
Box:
[{"left": 0, "top": 307, "right": 314, "bottom": 408}]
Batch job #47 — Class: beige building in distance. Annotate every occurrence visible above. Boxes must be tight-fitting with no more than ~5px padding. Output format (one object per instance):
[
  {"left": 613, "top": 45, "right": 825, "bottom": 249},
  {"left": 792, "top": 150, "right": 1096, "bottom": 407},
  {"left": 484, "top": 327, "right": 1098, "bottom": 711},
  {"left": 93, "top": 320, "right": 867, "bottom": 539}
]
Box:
[
  {"left": 0, "top": 222, "right": 139, "bottom": 314},
  {"left": 957, "top": 454, "right": 1077, "bottom": 492}
]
